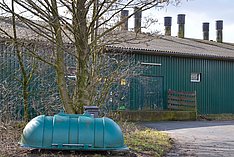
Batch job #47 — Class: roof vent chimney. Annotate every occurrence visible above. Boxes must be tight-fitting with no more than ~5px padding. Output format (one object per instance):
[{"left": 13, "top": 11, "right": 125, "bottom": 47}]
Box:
[
  {"left": 202, "top": 22, "right": 209, "bottom": 40},
  {"left": 120, "top": 10, "right": 129, "bottom": 30},
  {"left": 164, "top": 17, "right": 172, "bottom": 36},
  {"left": 216, "top": 20, "right": 223, "bottom": 43},
  {"left": 177, "top": 14, "right": 185, "bottom": 38},
  {"left": 134, "top": 7, "right": 142, "bottom": 33}
]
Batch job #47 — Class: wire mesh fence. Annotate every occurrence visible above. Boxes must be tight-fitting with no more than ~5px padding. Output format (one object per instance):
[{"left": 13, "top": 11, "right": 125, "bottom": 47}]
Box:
[
  {"left": 0, "top": 42, "right": 62, "bottom": 122},
  {"left": 0, "top": 40, "right": 150, "bottom": 121}
]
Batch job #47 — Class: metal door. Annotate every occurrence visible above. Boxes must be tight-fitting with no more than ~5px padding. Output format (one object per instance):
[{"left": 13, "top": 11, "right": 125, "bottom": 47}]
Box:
[{"left": 130, "top": 76, "right": 163, "bottom": 110}]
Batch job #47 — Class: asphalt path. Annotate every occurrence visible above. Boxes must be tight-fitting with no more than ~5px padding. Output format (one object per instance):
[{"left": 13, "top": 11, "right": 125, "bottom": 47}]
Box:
[{"left": 143, "top": 121, "right": 234, "bottom": 157}]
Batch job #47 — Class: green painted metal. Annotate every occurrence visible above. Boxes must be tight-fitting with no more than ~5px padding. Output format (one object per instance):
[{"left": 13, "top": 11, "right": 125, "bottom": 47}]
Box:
[
  {"left": 2, "top": 38, "right": 234, "bottom": 116},
  {"left": 0, "top": 43, "right": 63, "bottom": 120},
  {"left": 19, "top": 113, "right": 128, "bottom": 151},
  {"left": 129, "top": 76, "right": 163, "bottom": 110},
  {"left": 131, "top": 54, "right": 234, "bottom": 114}
]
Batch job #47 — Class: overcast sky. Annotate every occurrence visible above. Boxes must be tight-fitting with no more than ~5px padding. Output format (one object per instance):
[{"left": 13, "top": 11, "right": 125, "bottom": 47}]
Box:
[{"left": 140, "top": 0, "right": 234, "bottom": 43}]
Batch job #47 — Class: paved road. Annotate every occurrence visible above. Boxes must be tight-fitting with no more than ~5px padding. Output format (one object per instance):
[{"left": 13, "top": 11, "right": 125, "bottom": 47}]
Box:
[{"left": 143, "top": 121, "right": 234, "bottom": 157}]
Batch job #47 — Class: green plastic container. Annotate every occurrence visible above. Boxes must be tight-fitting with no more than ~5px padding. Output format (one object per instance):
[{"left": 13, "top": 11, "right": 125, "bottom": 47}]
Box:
[{"left": 19, "top": 113, "right": 128, "bottom": 151}]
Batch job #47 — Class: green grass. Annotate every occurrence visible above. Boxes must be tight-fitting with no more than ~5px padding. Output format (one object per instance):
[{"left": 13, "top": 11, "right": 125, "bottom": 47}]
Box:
[{"left": 120, "top": 122, "right": 172, "bottom": 157}]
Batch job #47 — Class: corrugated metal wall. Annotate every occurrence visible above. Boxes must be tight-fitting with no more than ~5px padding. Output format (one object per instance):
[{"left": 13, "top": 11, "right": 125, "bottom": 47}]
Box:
[
  {"left": 2, "top": 40, "right": 234, "bottom": 115},
  {"left": 0, "top": 43, "right": 62, "bottom": 120},
  {"left": 132, "top": 54, "right": 234, "bottom": 114}
]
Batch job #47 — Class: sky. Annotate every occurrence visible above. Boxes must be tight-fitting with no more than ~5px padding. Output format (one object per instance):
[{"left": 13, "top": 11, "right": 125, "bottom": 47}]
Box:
[
  {"left": 138, "top": 0, "right": 234, "bottom": 43},
  {"left": 5, "top": 0, "right": 234, "bottom": 43}
]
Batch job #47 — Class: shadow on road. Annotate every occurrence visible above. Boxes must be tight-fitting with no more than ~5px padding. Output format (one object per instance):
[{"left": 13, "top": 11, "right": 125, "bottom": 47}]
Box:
[{"left": 142, "top": 121, "right": 234, "bottom": 131}]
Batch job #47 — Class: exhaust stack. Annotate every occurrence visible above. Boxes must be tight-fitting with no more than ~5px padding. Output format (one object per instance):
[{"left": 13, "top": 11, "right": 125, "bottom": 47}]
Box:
[
  {"left": 177, "top": 14, "right": 185, "bottom": 38},
  {"left": 202, "top": 22, "right": 209, "bottom": 40},
  {"left": 216, "top": 20, "right": 223, "bottom": 43},
  {"left": 134, "top": 7, "right": 142, "bottom": 33},
  {"left": 164, "top": 17, "right": 172, "bottom": 36},
  {"left": 120, "top": 10, "right": 129, "bottom": 31}
]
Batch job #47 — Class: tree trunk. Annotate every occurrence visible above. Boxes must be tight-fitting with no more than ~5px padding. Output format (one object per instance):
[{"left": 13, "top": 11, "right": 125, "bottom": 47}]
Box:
[
  {"left": 12, "top": 0, "right": 30, "bottom": 122},
  {"left": 51, "top": 0, "right": 74, "bottom": 113},
  {"left": 23, "top": 82, "right": 29, "bottom": 122},
  {"left": 72, "top": 0, "right": 90, "bottom": 113}
]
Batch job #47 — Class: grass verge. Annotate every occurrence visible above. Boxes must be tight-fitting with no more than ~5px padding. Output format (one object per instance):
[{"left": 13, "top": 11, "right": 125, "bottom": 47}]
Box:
[
  {"left": 120, "top": 122, "right": 172, "bottom": 157},
  {"left": 0, "top": 121, "right": 172, "bottom": 157}
]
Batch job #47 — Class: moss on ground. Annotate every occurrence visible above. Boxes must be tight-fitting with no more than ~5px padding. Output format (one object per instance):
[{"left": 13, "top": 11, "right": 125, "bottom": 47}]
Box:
[{"left": 198, "top": 114, "right": 234, "bottom": 121}]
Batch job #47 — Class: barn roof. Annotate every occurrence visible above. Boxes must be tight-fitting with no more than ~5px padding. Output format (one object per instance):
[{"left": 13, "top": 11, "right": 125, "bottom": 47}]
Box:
[
  {"left": 106, "top": 31, "right": 234, "bottom": 60},
  {"left": 1, "top": 17, "right": 234, "bottom": 60}
]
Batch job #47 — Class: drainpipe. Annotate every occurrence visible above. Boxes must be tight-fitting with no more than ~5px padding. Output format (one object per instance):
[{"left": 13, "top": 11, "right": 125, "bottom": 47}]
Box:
[
  {"left": 164, "top": 16, "right": 172, "bottom": 36},
  {"left": 202, "top": 22, "right": 209, "bottom": 40},
  {"left": 120, "top": 10, "right": 129, "bottom": 31},
  {"left": 216, "top": 20, "right": 223, "bottom": 43},
  {"left": 177, "top": 14, "right": 185, "bottom": 38},
  {"left": 134, "top": 7, "right": 142, "bottom": 33}
]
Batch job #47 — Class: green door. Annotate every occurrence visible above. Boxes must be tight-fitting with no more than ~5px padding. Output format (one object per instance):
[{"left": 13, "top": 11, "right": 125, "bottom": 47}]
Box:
[{"left": 130, "top": 76, "right": 163, "bottom": 110}]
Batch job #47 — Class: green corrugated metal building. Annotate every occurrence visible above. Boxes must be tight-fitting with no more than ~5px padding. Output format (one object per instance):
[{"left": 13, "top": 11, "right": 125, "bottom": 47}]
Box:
[
  {"left": 108, "top": 33, "right": 234, "bottom": 115},
  {"left": 2, "top": 15, "right": 234, "bottom": 116}
]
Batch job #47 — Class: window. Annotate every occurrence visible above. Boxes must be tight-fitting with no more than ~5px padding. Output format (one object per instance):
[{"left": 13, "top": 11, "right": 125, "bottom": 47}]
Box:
[
  {"left": 67, "top": 67, "right": 76, "bottom": 79},
  {"left": 191, "top": 73, "right": 201, "bottom": 82}
]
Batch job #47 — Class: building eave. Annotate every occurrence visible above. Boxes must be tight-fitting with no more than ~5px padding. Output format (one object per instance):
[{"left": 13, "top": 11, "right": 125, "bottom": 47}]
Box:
[{"left": 106, "top": 46, "right": 234, "bottom": 62}]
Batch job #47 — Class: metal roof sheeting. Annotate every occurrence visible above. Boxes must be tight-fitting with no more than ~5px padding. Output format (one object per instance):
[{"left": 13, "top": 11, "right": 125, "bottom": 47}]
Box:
[
  {"left": 1, "top": 17, "right": 234, "bottom": 60},
  {"left": 107, "top": 31, "right": 234, "bottom": 60}
]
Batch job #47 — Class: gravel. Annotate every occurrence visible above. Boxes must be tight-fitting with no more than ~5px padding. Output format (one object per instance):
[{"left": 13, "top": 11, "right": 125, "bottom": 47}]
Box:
[{"left": 143, "top": 121, "right": 234, "bottom": 157}]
